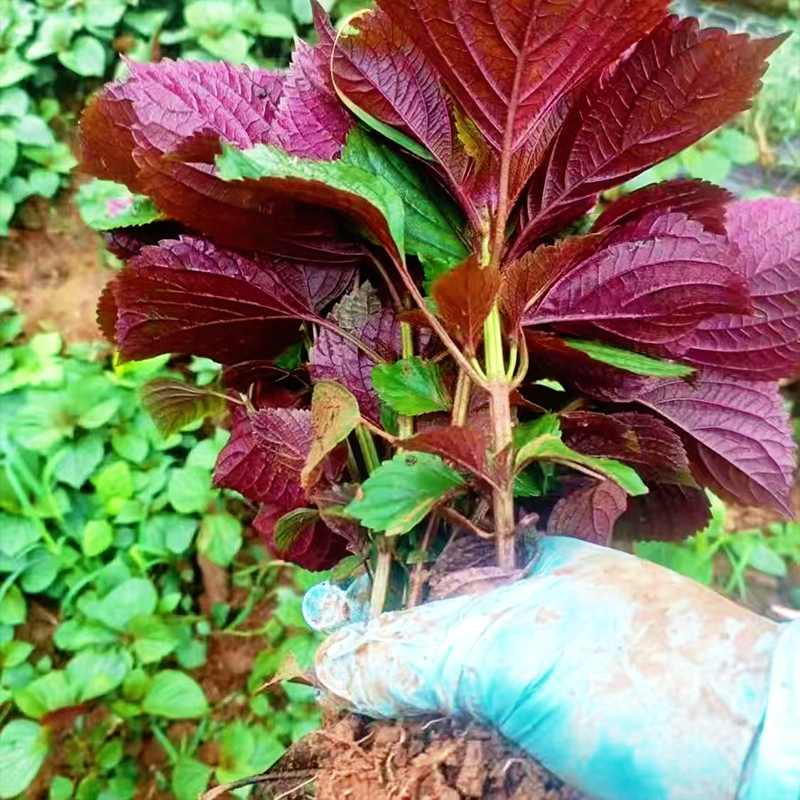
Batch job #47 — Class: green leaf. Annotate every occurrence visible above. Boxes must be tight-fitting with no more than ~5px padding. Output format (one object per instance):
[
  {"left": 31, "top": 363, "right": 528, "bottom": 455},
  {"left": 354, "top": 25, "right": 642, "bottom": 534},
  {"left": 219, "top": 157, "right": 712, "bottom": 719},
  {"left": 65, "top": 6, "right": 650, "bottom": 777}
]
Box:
[
  {"left": 0, "top": 641, "right": 33, "bottom": 669},
  {"left": 20, "top": 549, "right": 59, "bottom": 594},
  {"left": 13, "top": 671, "right": 74, "bottom": 719},
  {"left": 48, "top": 775, "right": 73, "bottom": 800},
  {"left": 0, "top": 720, "right": 49, "bottom": 798},
  {"left": 730, "top": 540, "right": 787, "bottom": 578},
  {"left": 0, "top": 52, "right": 36, "bottom": 89},
  {"left": 76, "top": 180, "right": 163, "bottom": 231},
  {"left": 54, "top": 434, "right": 104, "bottom": 489},
  {"left": 96, "top": 738, "right": 123, "bottom": 772},
  {"left": 0, "top": 584, "right": 26, "bottom": 625},
  {"left": 273, "top": 508, "right": 320, "bottom": 551},
  {"left": 302, "top": 381, "right": 360, "bottom": 489},
  {"left": 82, "top": 578, "right": 158, "bottom": 631},
  {"left": 216, "top": 142, "right": 406, "bottom": 259},
  {"left": 0, "top": 130, "right": 17, "bottom": 183},
  {"left": 53, "top": 620, "right": 117, "bottom": 651},
  {"left": 26, "top": 16, "right": 77, "bottom": 60},
  {"left": 168, "top": 466, "right": 212, "bottom": 514},
  {"left": 140, "top": 379, "right": 226, "bottom": 436},
  {"left": 11, "top": 115, "right": 55, "bottom": 147},
  {"left": 171, "top": 756, "right": 211, "bottom": 800},
  {"left": 714, "top": 128, "right": 759, "bottom": 166},
  {"left": 127, "top": 616, "right": 179, "bottom": 664},
  {"left": 342, "top": 129, "right": 467, "bottom": 266},
  {"left": 78, "top": 397, "right": 121, "bottom": 429},
  {"left": 27, "top": 169, "right": 60, "bottom": 199},
  {"left": 80, "top": 520, "right": 112, "bottom": 557},
  {"left": 197, "top": 512, "right": 242, "bottom": 566},
  {"left": 92, "top": 461, "right": 133, "bottom": 514},
  {"left": 260, "top": 11, "right": 296, "bottom": 38},
  {"left": 515, "top": 414, "right": 648, "bottom": 496},
  {"left": 0, "top": 192, "right": 14, "bottom": 236},
  {"left": 140, "top": 514, "right": 198, "bottom": 555},
  {"left": 66, "top": 649, "right": 132, "bottom": 702},
  {"left": 111, "top": 428, "right": 149, "bottom": 464},
  {"left": 186, "top": 437, "right": 224, "bottom": 470},
  {"left": 372, "top": 358, "right": 451, "bottom": 416},
  {"left": 141, "top": 671, "right": 208, "bottom": 718},
  {"left": 58, "top": 35, "right": 106, "bottom": 77},
  {"left": 0, "top": 88, "right": 30, "bottom": 118},
  {"left": 22, "top": 142, "right": 77, "bottom": 174},
  {"left": 562, "top": 339, "right": 694, "bottom": 378},
  {"left": 0, "top": 515, "right": 41, "bottom": 557},
  {"left": 347, "top": 452, "right": 465, "bottom": 535}
]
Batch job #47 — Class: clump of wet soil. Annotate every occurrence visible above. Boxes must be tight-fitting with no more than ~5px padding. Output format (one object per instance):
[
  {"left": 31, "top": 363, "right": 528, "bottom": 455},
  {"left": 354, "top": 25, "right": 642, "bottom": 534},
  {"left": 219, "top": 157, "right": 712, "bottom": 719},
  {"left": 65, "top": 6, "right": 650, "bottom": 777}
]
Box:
[{"left": 254, "top": 712, "right": 587, "bottom": 800}]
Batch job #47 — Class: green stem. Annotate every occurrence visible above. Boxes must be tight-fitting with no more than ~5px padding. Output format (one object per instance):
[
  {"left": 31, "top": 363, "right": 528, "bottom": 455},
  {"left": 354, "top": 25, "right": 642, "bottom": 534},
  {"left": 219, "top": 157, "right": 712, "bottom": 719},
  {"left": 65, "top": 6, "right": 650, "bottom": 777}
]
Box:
[
  {"left": 355, "top": 425, "right": 380, "bottom": 474},
  {"left": 505, "top": 344, "right": 518, "bottom": 382},
  {"left": 483, "top": 302, "right": 517, "bottom": 569},
  {"left": 398, "top": 321, "right": 414, "bottom": 439}
]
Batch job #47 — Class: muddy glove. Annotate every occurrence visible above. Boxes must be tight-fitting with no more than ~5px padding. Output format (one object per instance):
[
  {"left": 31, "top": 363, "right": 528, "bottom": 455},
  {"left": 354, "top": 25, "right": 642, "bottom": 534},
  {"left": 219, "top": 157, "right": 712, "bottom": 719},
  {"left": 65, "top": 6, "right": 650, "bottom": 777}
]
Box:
[{"left": 306, "top": 537, "right": 800, "bottom": 800}]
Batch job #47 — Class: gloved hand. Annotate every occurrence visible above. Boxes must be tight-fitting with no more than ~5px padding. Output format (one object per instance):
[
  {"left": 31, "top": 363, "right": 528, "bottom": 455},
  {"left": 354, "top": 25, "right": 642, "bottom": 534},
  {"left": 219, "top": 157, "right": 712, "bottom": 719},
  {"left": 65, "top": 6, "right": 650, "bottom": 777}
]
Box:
[{"left": 306, "top": 537, "right": 792, "bottom": 800}]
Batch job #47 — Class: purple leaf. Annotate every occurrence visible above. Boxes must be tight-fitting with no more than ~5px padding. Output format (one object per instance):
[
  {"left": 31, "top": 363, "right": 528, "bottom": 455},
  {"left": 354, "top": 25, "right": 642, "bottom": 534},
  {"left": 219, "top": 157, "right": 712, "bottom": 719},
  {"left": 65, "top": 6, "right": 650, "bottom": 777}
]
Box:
[
  {"left": 615, "top": 484, "right": 711, "bottom": 541},
  {"left": 676, "top": 198, "right": 800, "bottom": 380},
  {"left": 547, "top": 479, "right": 628, "bottom": 545},
  {"left": 107, "top": 235, "right": 354, "bottom": 363},
  {"left": 382, "top": 0, "right": 668, "bottom": 205},
  {"left": 593, "top": 180, "right": 733, "bottom": 236},
  {"left": 271, "top": 37, "right": 354, "bottom": 160},
  {"left": 561, "top": 410, "right": 691, "bottom": 484},
  {"left": 515, "top": 16, "right": 783, "bottom": 252},
  {"left": 613, "top": 371, "right": 796, "bottom": 514},
  {"left": 523, "top": 213, "right": 750, "bottom": 349},
  {"left": 254, "top": 503, "right": 351, "bottom": 571}
]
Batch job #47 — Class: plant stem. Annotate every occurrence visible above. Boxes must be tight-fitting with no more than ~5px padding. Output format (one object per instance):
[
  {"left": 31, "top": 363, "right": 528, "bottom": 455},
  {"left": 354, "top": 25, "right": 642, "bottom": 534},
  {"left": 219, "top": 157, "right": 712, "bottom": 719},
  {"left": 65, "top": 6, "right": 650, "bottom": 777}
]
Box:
[
  {"left": 370, "top": 541, "right": 393, "bottom": 618},
  {"left": 451, "top": 368, "right": 471, "bottom": 427},
  {"left": 355, "top": 425, "right": 380, "bottom": 474},
  {"left": 407, "top": 513, "right": 438, "bottom": 608},
  {"left": 484, "top": 303, "right": 517, "bottom": 569},
  {"left": 398, "top": 321, "right": 414, "bottom": 439}
]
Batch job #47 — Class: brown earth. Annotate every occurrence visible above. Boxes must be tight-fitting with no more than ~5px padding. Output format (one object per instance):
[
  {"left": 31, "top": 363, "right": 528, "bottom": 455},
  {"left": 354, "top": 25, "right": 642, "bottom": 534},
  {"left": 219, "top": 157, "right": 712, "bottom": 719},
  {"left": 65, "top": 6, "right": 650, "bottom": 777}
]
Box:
[
  {"left": 0, "top": 187, "right": 111, "bottom": 343},
  {"left": 250, "top": 713, "right": 587, "bottom": 800}
]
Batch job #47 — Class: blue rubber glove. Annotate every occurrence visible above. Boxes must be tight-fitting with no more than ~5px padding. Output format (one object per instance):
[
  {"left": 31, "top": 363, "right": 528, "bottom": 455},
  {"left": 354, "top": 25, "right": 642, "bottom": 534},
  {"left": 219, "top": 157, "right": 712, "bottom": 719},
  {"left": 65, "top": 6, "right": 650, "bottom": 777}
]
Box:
[{"left": 308, "top": 537, "right": 800, "bottom": 800}]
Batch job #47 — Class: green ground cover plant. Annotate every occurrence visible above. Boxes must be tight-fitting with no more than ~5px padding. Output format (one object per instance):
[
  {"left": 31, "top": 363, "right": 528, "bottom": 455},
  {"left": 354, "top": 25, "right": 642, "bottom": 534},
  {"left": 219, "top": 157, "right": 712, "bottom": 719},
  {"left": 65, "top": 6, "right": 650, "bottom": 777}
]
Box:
[{"left": 0, "top": 300, "right": 322, "bottom": 799}]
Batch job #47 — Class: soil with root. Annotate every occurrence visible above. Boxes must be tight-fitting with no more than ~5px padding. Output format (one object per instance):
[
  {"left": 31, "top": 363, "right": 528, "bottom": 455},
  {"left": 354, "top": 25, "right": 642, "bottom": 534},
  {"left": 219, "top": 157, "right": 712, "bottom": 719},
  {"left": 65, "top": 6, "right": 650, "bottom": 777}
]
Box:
[{"left": 251, "top": 711, "right": 587, "bottom": 800}]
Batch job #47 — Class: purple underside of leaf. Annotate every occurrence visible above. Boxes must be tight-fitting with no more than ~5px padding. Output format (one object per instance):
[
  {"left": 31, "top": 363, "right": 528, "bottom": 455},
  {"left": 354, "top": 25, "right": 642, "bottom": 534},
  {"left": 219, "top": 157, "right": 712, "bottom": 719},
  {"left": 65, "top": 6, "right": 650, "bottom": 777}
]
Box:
[
  {"left": 522, "top": 212, "right": 750, "bottom": 349},
  {"left": 108, "top": 235, "right": 354, "bottom": 363},
  {"left": 513, "top": 16, "right": 782, "bottom": 254},
  {"left": 607, "top": 371, "right": 796, "bottom": 514},
  {"left": 547, "top": 479, "right": 628, "bottom": 545},
  {"left": 674, "top": 198, "right": 800, "bottom": 380}
]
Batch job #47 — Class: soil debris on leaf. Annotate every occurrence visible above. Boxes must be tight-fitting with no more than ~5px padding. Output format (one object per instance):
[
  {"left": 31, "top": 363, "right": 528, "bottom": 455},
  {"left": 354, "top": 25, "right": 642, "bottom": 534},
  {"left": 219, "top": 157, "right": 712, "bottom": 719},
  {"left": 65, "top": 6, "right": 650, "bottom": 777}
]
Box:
[{"left": 253, "top": 712, "right": 587, "bottom": 800}]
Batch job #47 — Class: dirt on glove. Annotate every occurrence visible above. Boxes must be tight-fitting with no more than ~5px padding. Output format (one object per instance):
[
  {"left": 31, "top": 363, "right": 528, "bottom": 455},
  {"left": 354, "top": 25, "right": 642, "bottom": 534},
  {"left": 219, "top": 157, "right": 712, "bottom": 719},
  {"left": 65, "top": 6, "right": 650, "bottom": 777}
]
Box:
[{"left": 253, "top": 711, "right": 587, "bottom": 800}]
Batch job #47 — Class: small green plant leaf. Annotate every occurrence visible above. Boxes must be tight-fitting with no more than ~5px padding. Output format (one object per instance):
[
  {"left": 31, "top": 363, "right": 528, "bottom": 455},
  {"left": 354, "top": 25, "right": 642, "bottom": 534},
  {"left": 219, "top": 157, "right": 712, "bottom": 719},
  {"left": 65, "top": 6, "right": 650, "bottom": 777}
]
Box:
[
  {"left": 66, "top": 649, "right": 132, "bottom": 702},
  {"left": 342, "top": 129, "right": 467, "bottom": 266},
  {"left": 0, "top": 584, "right": 26, "bottom": 626},
  {"left": 81, "top": 578, "right": 158, "bottom": 631},
  {"left": 515, "top": 415, "right": 648, "bottom": 496},
  {"left": 81, "top": 520, "right": 114, "bottom": 557},
  {"left": 273, "top": 508, "right": 320, "bottom": 551},
  {"left": 168, "top": 466, "right": 212, "bottom": 514},
  {"left": 302, "top": 381, "right": 360, "bottom": 490},
  {"left": 372, "top": 358, "right": 451, "bottom": 416},
  {"left": 141, "top": 671, "right": 208, "bottom": 718},
  {"left": 171, "top": 756, "right": 212, "bottom": 800},
  {"left": 0, "top": 720, "right": 49, "bottom": 799},
  {"left": 197, "top": 512, "right": 242, "bottom": 567},
  {"left": 347, "top": 452, "right": 465, "bottom": 535},
  {"left": 635, "top": 541, "right": 714, "bottom": 586},
  {"left": 76, "top": 180, "right": 163, "bottom": 231},
  {"left": 140, "top": 379, "right": 226, "bottom": 437},
  {"left": 54, "top": 434, "right": 104, "bottom": 489},
  {"left": 216, "top": 142, "right": 406, "bottom": 260},
  {"left": 58, "top": 35, "right": 106, "bottom": 77},
  {"left": 562, "top": 339, "right": 694, "bottom": 378}
]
